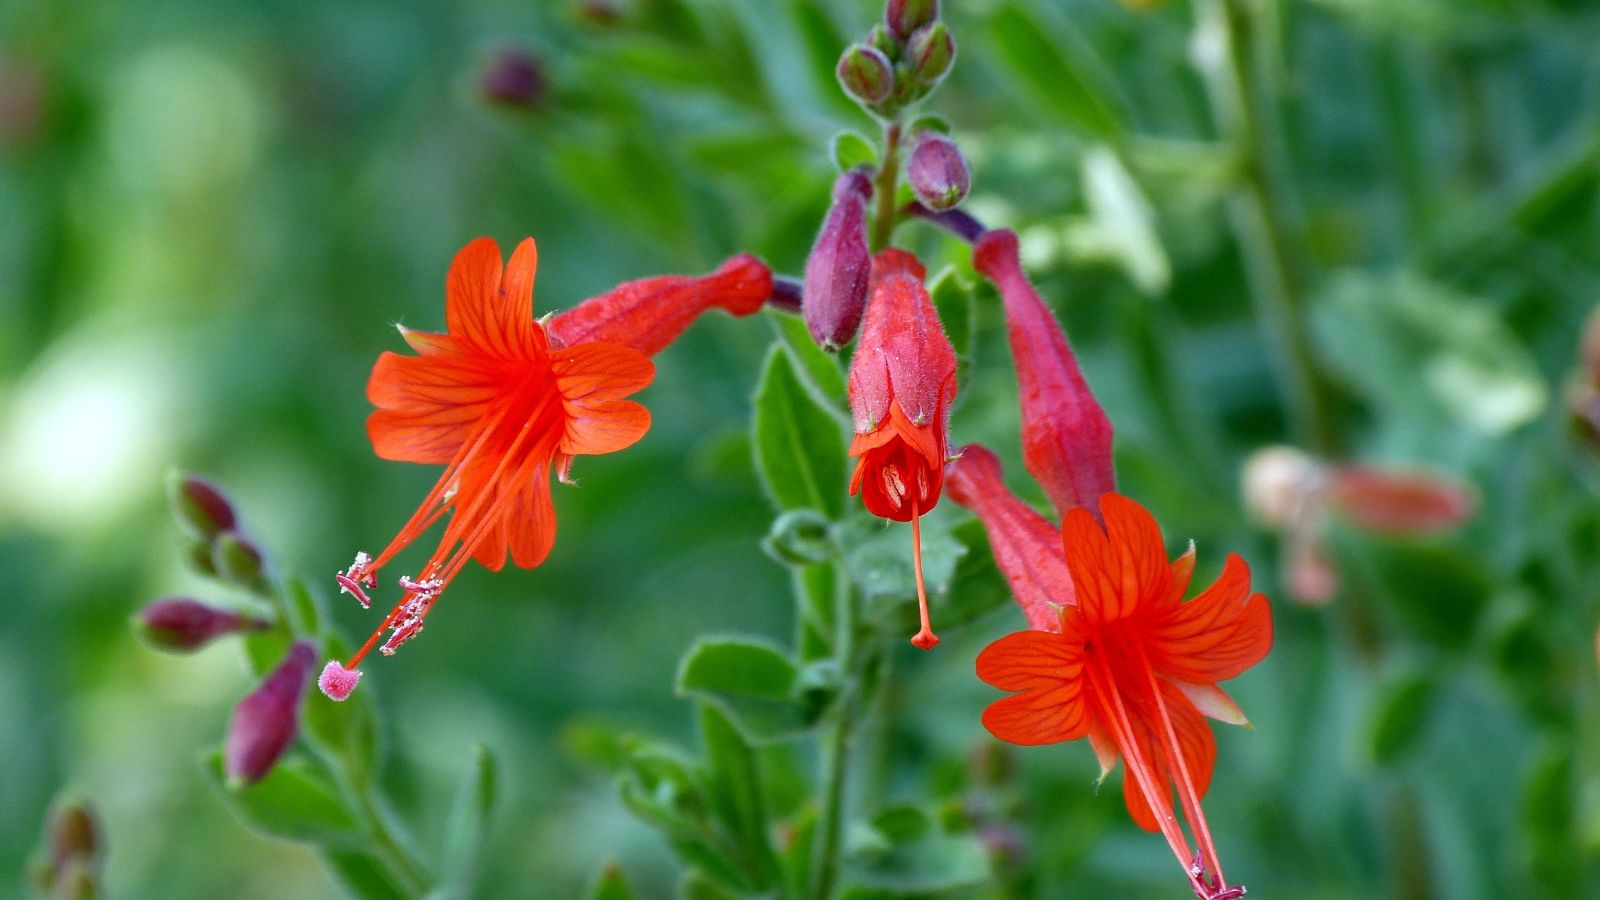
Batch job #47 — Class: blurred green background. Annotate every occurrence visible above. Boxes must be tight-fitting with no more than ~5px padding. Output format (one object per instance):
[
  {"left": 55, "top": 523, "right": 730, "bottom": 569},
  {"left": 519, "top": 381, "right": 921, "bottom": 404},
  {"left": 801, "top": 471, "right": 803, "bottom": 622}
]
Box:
[{"left": 5, "top": 0, "right": 1600, "bottom": 897}]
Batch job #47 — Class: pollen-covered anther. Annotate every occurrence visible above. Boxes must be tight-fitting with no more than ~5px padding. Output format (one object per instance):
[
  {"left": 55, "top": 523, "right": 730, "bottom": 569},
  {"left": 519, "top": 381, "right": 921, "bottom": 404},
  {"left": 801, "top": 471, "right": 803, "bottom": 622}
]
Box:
[{"left": 336, "top": 552, "right": 376, "bottom": 608}]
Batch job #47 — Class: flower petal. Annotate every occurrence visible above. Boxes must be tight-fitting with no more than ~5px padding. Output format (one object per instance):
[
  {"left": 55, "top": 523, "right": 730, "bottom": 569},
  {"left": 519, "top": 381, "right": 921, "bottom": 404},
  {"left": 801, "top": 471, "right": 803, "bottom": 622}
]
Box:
[
  {"left": 1118, "top": 680, "right": 1216, "bottom": 832},
  {"left": 446, "top": 237, "right": 537, "bottom": 359},
  {"left": 1145, "top": 553, "right": 1273, "bottom": 684},
  {"left": 365, "top": 349, "right": 504, "bottom": 463},
  {"left": 1170, "top": 680, "right": 1250, "bottom": 727},
  {"left": 1061, "top": 504, "right": 1123, "bottom": 626},
  {"left": 553, "top": 342, "right": 655, "bottom": 457},
  {"left": 977, "top": 631, "right": 1089, "bottom": 746},
  {"left": 946, "top": 444, "right": 1073, "bottom": 632},
  {"left": 1101, "top": 493, "right": 1173, "bottom": 616}
]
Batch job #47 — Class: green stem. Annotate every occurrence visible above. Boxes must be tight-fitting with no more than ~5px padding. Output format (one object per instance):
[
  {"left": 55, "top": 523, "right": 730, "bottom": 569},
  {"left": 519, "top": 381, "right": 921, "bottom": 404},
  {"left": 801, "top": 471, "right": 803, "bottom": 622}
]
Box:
[
  {"left": 809, "top": 571, "right": 859, "bottom": 900},
  {"left": 1193, "top": 0, "right": 1337, "bottom": 454},
  {"left": 870, "top": 120, "right": 904, "bottom": 252},
  {"left": 357, "top": 790, "right": 431, "bottom": 895}
]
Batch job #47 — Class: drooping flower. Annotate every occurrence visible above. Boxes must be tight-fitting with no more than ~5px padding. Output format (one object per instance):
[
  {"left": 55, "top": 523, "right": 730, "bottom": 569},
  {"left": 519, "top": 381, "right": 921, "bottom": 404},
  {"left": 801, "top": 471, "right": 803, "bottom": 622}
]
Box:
[
  {"left": 847, "top": 248, "right": 956, "bottom": 649},
  {"left": 972, "top": 228, "right": 1114, "bottom": 519},
  {"left": 321, "top": 237, "right": 772, "bottom": 700},
  {"left": 952, "top": 446, "right": 1271, "bottom": 898}
]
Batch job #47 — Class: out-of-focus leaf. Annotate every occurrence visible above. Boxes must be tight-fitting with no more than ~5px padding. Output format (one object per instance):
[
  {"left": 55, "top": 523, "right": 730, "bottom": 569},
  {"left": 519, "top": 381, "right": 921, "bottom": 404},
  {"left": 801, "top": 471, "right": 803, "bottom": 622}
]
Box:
[
  {"left": 768, "top": 311, "right": 850, "bottom": 419},
  {"left": 1356, "top": 537, "right": 1492, "bottom": 649},
  {"left": 843, "top": 804, "right": 991, "bottom": 894},
  {"left": 584, "top": 863, "right": 639, "bottom": 900},
  {"left": 1063, "top": 146, "right": 1170, "bottom": 296},
  {"left": 928, "top": 267, "right": 974, "bottom": 394},
  {"left": 986, "top": 3, "right": 1122, "bottom": 139},
  {"left": 788, "top": 0, "right": 857, "bottom": 117},
  {"left": 752, "top": 344, "right": 848, "bottom": 517},
  {"left": 1363, "top": 669, "right": 1436, "bottom": 765},
  {"left": 681, "top": 869, "right": 741, "bottom": 900},
  {"left": 320, "top": 849, "right": 409, "bottom": 900},
  {"left": 1521, "top": 741, "right": 1579, "bottom": 895},
  {"left": 795, "top": 561, "right": 839, "bottom": 662},
  {"left": 832, "top": 131, "right": 878, "bottom": 173},
  {"left": 242, "top": 621, "right": 293, "bottom": 678},
  {"left": 201, "top": 751, "right": 364, "bottom": 846},
  {"left": 284, "top": 577, "right": 320, "bottom": 636},
  {"left": 677, "top": 638, "right": 813, "bottom": 742},
  {"left": 434, "top": 744, "right": 498, "bottom": 899},
  {"left": 841, "top": 514, "right": 961, "bottom": 606},
  {"left": 698, "top": 704, "right": 781, "bottom": 890}
]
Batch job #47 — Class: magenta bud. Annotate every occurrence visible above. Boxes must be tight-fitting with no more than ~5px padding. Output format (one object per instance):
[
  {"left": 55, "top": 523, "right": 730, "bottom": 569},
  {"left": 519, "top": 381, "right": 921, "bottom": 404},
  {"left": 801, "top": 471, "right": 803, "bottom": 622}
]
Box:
[
  {"left": 212, "top": 531, "right": 265, "bottom": 585},
  {"left": 481, "top": 48, "right": 546, "bottom": 110},
  {"left": 803, "top": 170, "right": 875, "bottom": 350},
  {"left": 886, "top": 0, "right": 938, "bottom": 40},
  {"left": 906, "top": 22, "right": 954, "bottom": 90},
  {"left": 907, "top": 132, "right": 970, "bottom": 212},
  {"left": 836, "top": 44, "right": 893, "bottom": 106},
  {"left": 134, "top": 598, "right": 266, "bottom": 652},
  {"left": 166, "top": 472, "right": 236, "bottom": 540},
  {"left": 225, "top": 641, "right": 315, "bottom": 786},
  {"left": 318, "top": 659, "right": 362, "bottom": 702}
]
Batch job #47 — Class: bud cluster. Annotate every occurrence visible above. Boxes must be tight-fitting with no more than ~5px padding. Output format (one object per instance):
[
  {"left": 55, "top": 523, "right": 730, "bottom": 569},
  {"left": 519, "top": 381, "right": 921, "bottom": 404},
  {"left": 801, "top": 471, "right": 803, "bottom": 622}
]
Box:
[
  {"left": 836, "top": 0, "right": 955, "bottom": 117},
  {"left": 166, "top": 472, "right": 267, "bottom": 590}
]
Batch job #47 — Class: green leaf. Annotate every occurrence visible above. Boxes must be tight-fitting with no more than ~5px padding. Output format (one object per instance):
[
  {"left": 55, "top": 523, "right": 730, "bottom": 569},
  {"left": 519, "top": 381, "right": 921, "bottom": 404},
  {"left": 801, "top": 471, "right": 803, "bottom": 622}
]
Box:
[
  {"left": 1363, "top": 669, "right": 1437, "bottom": 765},
  {"left": 794, "top": 561, "right": 839, "bottom": 662},
  {"left": 285, "top": 578, "right": 321, "bottom": 636},
  {"left": 1356, "top": 537, "right": 1492, "bottom": 649},
  {"left": 927, "top": 267, "right": 974, "bottom": 396},
  {"left": 698, "top": 704, "right": 781, "bottom": 890},
  {"left": 831, "top": 131, "right": 878, "bottom": 173},
  {"left": 843, "top": 804, "right": 991, "bottom": 894},
  {"left": 751, "top": 343, "right": 848, "bottom": 518},
  {"left": 201, "top": 750, "right": 364, "bottom": 846},
  {"left": 434, "top": 744, "right": 498, "bottom": 900},
  {"left": 987, "top": 3, "right": 1122, "bottom": 139},
  {"left": 584, "top": 863, "right": 639, "bottom": 900},
  {"left": 768, "top": 311, "right": 850, "bottom": 419},
  {"left": 681, "top": 870, "right": 741, "bottom": 900},
  {"left": 1064, "top": 146, "right": 1170, "bottom": 296},
  {"left": 242, "top": 621, "right": 293, "bottom": 678},
  {"left": 840, "top": 514, "right": 961, "bottom": 605},
  {"left": 676, "top": 638, "right": 813, "bottom": 742},
  {"left": 320, "top": 849, "right": 410, "bottom": 900}
]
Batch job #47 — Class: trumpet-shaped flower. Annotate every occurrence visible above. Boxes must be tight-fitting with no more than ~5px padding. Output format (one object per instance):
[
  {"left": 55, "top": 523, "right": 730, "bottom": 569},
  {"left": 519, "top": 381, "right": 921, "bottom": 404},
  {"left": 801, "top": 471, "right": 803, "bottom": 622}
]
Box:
[
  {"left": 848, "top": 249, "right": 957, "bottom": 649},
  {"left": 320, "top": 237, "right": 772, "bottom": 700}
]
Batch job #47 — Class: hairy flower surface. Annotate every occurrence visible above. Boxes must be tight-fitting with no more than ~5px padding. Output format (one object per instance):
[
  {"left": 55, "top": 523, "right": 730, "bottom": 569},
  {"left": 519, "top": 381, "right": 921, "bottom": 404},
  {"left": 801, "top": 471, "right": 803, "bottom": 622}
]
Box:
[
  {"left": 953, "top": 447, "right": 1271, "bottom": 897},
  {"left": 848, "top": 249, "right": 957, "bottom": 649}
]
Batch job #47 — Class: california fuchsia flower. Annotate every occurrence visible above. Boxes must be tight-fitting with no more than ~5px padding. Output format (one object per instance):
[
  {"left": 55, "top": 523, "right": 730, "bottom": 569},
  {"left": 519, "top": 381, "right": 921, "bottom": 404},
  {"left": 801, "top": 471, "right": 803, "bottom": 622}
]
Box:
[
  {"left": 848, "top": 249, "right": 956, "bottom": 649},
  {"left": 134, "top": 598, "right": 267, "bottom": 652},
  {"left": 803, "top": 170, "right": 874, "bottom": 350},
  {"left": 954, "top": 446, "right": 1271, "bottom": 897},
  {"left": 226, "top": 641, "right": 315, "bottom": 786},
  {"left": 322, "top": 237, "right": 772, "bottom": 700},
  {"left": 973, "top": 228, "right": 1115, "bottom": 519}
]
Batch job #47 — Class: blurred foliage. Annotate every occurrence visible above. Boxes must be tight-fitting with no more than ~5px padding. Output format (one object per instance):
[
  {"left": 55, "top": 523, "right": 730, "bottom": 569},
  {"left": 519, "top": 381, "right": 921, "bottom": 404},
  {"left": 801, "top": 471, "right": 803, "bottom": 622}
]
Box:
[{"left": 5, "top": 0, "right": 1600, "bottom": 897}]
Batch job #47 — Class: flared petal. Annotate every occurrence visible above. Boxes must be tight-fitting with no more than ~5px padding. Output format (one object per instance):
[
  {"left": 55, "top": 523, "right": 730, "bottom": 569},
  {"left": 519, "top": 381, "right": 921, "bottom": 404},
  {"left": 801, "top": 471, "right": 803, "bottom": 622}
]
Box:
[
  {"left": 470, "top": 468, "right": 557, "bottom": 571},
  {"left": 1117, "top": 680, "right": 1216, "bottom": 833},
  {"left": 946, "top": 444, "right": 1073, "bottom": 632},
  {"left": 553, "top": 342, "right": 655, "bottom": 457},
  {"left": 1170, "top": 680, "right": 1250, "bottom": 727},
  {"left": 365, "top": 349, "right": 506, "bottom": 463},
  {"left": 1145, "top": 553, "right": 1274, "bottom": 684},
  {"left": 977, "top": 631, "right": 1089, "bottom": 745},
  {"left": 445, "top": 237, "right": 537, "bottom": 359}
]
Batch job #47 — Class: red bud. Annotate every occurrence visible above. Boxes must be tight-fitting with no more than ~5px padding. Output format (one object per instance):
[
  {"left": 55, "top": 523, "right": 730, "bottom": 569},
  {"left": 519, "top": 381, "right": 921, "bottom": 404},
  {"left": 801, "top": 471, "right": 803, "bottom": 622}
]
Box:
[
  {"left": 134, "top": 598, "right": 266, "bottom": 652},
  {"left": 546, "top": 254, "right": 772, "bottom": 357},
  {"left": 1326, "top": 465, "right": 1477, "bottom": 534},
  {"left": 225, "top": 641, "right": 315, "bottom": 786},
  {"left": 213, "top": 531, "right": 265, "bottom": 585},
  {"left": 803, "top": 170, "right": 874, "bottom": 350},
  {"left": 886, "top": 0, "right": 939, "bottom": 40},
  {"left": 166, "top": 473, "right": 236, "bottom": 540},
  {"left": 481, "top": 48, "right": 546, "bottom": 110},
  {"left": 972, "top": 229, "right": 1115, "bottom": 518},
  {"left": 907, "top": 132, "right": 970, "bottom": 212},
  {"left": 837, "top": 44, "right": 894, "bottom": 106}
]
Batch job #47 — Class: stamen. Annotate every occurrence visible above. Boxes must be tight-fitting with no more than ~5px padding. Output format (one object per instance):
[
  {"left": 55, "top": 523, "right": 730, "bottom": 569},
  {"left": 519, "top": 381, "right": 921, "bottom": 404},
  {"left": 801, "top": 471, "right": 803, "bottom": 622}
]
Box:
[
  {"left": 336, "top": 552, "right": 374, "bottom": 608},
  {"left": 882, "top": 464, "right": 907, "bottom": 510},
  {"left": 908, "top": 500, "right": 938, "bottom": 650}
]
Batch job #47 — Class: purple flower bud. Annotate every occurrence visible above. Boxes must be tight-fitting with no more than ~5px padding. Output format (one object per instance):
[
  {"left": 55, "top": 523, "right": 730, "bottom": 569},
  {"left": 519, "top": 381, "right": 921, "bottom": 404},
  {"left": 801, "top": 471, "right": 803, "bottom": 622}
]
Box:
[
  {"left": 886, "top": 0, "right": 938, "bottom": 40},
  {"left": 166, "top": 473, "right": 236, "bottom": 540},
  {"left": 481, "top": 48, "right": 546, "bottom": 110},
  {"left": 134, "top": 598, "right": 267, "bottom": 652},
  {"left": 866, "top": 24, "right": 899, "bottom": 60},
  {"left": 803, "top": 170, "right": 874, "bottom": 350},
  {"left": 906, "top": 22, "right": 955, "bottom": 91},
  {"left": 225, "top": 641, "right": 315, "bottom": 786},
  {"left": 837, "top": 44, "right": 893, "bottom": 107},
  {"left": 907, "top": 132, "right": 970, "bottom": 212},
  {"left": 212, "top": 531, "right": 265, "bottom": 586}
]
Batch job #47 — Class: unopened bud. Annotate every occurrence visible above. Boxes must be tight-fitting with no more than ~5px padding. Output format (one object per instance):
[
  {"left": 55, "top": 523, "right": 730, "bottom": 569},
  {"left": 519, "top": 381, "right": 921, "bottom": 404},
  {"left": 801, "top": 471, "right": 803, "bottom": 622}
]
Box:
[
  {"left": 1326, "top": 465, "right": 1476, "bottom": 534},
  {"left": 866, "top": 24, "right": 900, "bottom": 60},
  {"left": 134, "top": 598, "right": 267, "bottom": 652},
  {"left": 481, "top": 48, "right": 546, "bottom": 110},
  {"left": 886, "top": 0, "right": 938, "bottom": 40},
  {"left": 906, "top": 132, "right": 970, "bottom": 212},
  {"left": 225, "top": 641, "right": 315, "bottom": 786},
  {"left": 762, "top": 509, "right": 834, "bottom": 566},
  {"left": 906, "top": 22, "right": 955, "bottom": 91},
  {"left": 46, "top": 800, "right": 99, "bottom": 869},
  {"left": 836, "top": 44, "right": 893, "bottom": 106},
  {"left": 803, "top": 170, "right": 874, "bottom": 350},
  {"left": 182, "top": 539, "right": 218, "bottom": 577},
  {"left": 1240, "top": 446, "right": 1324, "bottom": 529},
  {"left": 213, "top": 531, "right": 265, "bottom": 586},
  {"left": 166, "top": 472, "right": 236, "bottom": 540}
]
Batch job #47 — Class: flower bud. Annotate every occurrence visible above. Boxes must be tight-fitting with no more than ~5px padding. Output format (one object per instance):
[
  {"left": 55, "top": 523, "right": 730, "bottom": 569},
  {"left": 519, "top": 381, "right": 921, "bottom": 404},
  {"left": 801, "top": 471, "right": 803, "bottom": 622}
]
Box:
[
  {"left": 46, "top": 799, "right": 99, "bottom": 870},
  {"left": 212, "top": 531, "right": 265, "bottom": 586},
  {"left": 225, "top": 641, "right": 315, "bottom": 786},
  {"left": 866, "top": 23, "right": 899, "bottom": 60},
  {"left": 134, "top": 598, "right": 267, "bottom": 652},
  {"left": 906, "top": 22, "right": 955, "bottom": 91},
  {"left": 836, "top": 44, "right": 893, "bottom": 106},
  {"left": 803, "top": 170, "right": 874, "bottom": 350},
  {"left": 1240, "top": 445, "right": 1324, "bottom": 529},
  {"left": 166, "top": 472, "right": 236, "bottom": 540},
  {"left": 1326, "top": 465, "right": 1476, "bottom": 534},
  {"left": 481, "top": 48, "right": 546, "bottom": 110},
  {"left": 886, "top": 0, "right": 938, "bottom": 40},
  {"left": 182, "top": 539, "right": 218, "bottom": 577},
  {"left": 906, "top": 132, "right": 970, "bottom": 212},
  {"left": 762, "top": 509, "right": 834, "bottom": 567}
]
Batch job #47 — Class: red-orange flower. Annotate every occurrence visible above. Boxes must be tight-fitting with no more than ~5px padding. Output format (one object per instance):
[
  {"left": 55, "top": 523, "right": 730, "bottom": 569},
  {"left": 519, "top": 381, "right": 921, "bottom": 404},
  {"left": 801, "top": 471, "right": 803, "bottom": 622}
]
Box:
[
  {"left": 954, "top": 446, "right": 1271, "bottom": 898},
  {"left": 320, "top": 237, "right": 772, "bottom": 700},
  {"left": 847, "top": 249, "right": 957, "bottom": 649}
]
